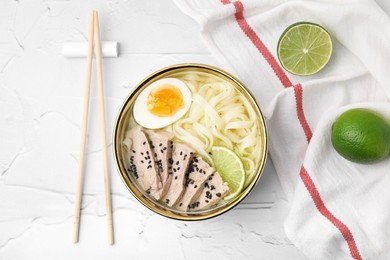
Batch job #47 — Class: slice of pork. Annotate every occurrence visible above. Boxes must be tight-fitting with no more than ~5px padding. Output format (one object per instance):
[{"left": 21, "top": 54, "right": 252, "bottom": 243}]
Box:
[
  {"left": 175, "top": 156, "right": 214, "bottom": 211},
  {"left": 130, "top": 128, "right": 163, "bottom": 200},
  {"left": 162, "top": 143, "right": 194, "bottom": 207},
  {"left": 149, "top": 131, "right": 173, "bottom": 197},
  {"left": 189, "top": 172, "right": 230, "bottom": 211}
]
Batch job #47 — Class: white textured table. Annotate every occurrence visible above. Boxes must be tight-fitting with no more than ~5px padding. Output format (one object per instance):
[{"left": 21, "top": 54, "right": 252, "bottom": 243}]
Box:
[{"left": 6, "top": 0, "right": 390, "bottom": 259}]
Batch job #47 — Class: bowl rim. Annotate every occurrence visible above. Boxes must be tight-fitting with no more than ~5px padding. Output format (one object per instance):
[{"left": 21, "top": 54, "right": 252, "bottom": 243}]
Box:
[{"left": 112, "top": 63, "right": 268, "bottom": 221}]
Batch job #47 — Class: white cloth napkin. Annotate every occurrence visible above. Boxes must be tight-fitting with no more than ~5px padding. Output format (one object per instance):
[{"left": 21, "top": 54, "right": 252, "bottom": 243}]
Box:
[{"left": 174, "top": 0, "right": 390, "bottom": 259}]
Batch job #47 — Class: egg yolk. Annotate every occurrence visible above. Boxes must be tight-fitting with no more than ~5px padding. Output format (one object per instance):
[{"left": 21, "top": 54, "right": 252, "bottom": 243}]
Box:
[{"left": 147, "top": 84, "right": 184, "bottom": 117}]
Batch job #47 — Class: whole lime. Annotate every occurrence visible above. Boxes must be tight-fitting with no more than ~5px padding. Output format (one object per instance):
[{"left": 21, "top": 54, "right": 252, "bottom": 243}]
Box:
[{"left": 331, "top": 108, "right": 390, "bottom": 164}]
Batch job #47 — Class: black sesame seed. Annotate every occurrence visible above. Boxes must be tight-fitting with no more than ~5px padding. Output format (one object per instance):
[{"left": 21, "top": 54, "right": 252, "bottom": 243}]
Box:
[
  {"left": 141, "top": 152, "right": 144, "bottom": 155},
  {"left": 216, "top": 193, "right": 222, "bottom": 197},
  {"left": 143, "top": 141, "right": 146, "bottom": 145},
  {"left": 141, "top": 160, "right": 144, "bottom": 163},
  {"left": 174, "top": 176, "right": 178, "bottom": 180},
  {"left": 194, "top": 185, "right": 197, "bottom": 189},
  {"left": 132, "top": 150, "right": 136, "bottom": 153},
  {"left": 159, "top": 143, "right": 162, "bottom": 147},
  {"left": 176, "top": 161, "right": 179, "bottom": 165},
  {"left": 205, "top": 200, "right": 209, "bottom": 203},
  {"left": 179, "top": 203, "right": 183, "bottom": 207},
  {"left": 180, "top": 151, "right": 183, "bottom": 156}
]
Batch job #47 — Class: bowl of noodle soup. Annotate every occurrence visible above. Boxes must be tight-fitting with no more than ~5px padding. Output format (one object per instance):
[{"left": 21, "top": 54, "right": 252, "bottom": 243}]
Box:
[{"left": 113, "top": 64, "right": 268, "bottom": 220}]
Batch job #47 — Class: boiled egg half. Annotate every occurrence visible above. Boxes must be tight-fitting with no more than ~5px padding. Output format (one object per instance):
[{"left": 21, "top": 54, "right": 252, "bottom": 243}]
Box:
[{"left": 133, "top": 78, "right": 192, "bottom": 129}]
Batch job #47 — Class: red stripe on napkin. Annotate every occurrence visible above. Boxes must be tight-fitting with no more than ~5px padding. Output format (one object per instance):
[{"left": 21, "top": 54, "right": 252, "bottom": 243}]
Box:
[
  {"left": 300, "top": 167, "right": 363, "bottom": 260},
  {"left": 229, "top": 1, "right": 293, "bottom": 88},
  {"left": 293, "top": 84, "right": 312, "bottom": 142},
  {"left": 220, "top": 1, "right": 363, "bottom": 258}
]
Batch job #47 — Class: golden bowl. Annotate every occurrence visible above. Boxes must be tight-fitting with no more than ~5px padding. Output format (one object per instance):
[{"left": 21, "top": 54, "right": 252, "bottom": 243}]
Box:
[{"left": 113, "top": 63, "right": 268, "bottom": 220}]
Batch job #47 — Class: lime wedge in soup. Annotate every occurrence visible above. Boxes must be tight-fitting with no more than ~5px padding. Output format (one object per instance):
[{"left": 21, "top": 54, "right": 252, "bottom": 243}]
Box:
[{"left": 210, "top": 146, "right": 246, "bottom": 200}]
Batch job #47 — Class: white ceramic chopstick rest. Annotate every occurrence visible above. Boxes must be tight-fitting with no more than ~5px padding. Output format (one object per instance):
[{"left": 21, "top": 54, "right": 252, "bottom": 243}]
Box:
[{"left": 62, "top": 41, "right": 118, "bottom": 58}]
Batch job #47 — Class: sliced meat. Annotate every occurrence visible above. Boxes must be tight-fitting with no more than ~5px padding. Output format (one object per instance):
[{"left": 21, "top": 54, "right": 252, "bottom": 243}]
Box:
[
  {"left": 175, "top": 156, "right": 214, "bottom": 211},
  {"left": 189, "top": 172, "right": 230, "bottom": 211},
  {"left": 162, "top": 143, "right": 194, "bottom": 207},
  {"left": 149, "top": 132, "right": 173, "bottom": 197},
  {"left": 130, "top": 128, "right": 163, "bottom": 200}
]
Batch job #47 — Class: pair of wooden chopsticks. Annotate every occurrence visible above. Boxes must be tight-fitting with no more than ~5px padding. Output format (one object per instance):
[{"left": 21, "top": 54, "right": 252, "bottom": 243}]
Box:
[{"left": 73, "top": 11, "right": 114, "bottom": 245}]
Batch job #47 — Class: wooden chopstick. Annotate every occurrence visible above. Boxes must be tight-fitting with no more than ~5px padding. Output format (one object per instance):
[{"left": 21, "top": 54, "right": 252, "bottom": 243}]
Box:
[
  {"left": 93, "top": 11, "right": 114, "bottom": 245},
  {"left": 72, "top": 11, "right": 95, "bottom": 244},
  {"left": 72, "top": 10, "right": 114, "bottom": 245}
]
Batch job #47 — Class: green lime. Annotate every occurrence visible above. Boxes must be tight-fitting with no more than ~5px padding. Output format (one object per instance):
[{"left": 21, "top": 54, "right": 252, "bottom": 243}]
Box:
[
  {"left": 331, "top": 108, "right": 390, "bottom": 164},
  {"left": 211, "top": 146, "right": 246, "bottom": 200},
  {"left": 277, "top": 22, "right": 333, "bottom": 76}
]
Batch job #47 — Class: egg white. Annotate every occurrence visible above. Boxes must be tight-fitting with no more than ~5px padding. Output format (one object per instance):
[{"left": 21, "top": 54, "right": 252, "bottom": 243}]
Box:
[{"left": 133, "top": 78, "right": 192, "bottom": 129}]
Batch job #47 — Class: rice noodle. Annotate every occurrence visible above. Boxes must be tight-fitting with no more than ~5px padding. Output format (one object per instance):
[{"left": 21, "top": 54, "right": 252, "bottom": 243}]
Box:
[{"left": 162, "top": 71, "right": 261, "bottom": 187}]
